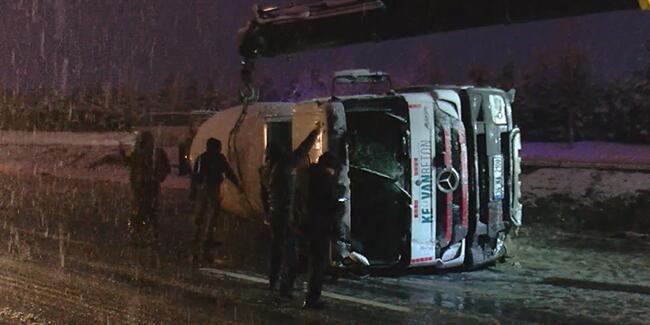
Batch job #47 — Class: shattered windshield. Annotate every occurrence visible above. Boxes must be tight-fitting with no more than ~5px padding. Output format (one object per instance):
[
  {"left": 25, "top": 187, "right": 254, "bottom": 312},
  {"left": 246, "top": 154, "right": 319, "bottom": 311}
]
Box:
[{"left": 346, "top": 111, "right": 406, "bottom": 185}]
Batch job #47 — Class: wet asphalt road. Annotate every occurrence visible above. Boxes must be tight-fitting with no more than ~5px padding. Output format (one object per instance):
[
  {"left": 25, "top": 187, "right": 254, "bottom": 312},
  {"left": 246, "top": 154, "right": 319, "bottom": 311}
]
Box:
[{"left": 1, "top": 173, "right": 650, "bottom": 324}]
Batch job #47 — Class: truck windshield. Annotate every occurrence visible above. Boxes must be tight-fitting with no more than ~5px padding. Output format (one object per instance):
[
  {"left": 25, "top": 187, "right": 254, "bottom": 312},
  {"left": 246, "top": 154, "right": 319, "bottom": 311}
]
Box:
[
  {"left": 347, "top": 111, "right": 407, "bottom": 186},
  {"left": 346, "top": 109, "right": 410, "bottom": 264}
]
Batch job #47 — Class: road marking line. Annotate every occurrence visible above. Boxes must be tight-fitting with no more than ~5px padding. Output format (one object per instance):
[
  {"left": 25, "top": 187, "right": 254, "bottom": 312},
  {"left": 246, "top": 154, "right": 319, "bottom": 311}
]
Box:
[
  {"left": 200, "top": 268, "right": 268, "bottom": 284},
  {"left": 199, "top": 268, "right": 411, "bottom": 313},
  {"left": 320, "top": 291, "right": 411, "bottom": 313}
]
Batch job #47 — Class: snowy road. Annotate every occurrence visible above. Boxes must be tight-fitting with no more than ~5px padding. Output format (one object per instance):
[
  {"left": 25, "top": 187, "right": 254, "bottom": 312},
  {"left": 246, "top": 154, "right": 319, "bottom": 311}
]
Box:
[
  {"left": 1, "top": 172, "right": 649, "bottom": 324},
  {"left": 0, "top": 137, "right": 649, "bottom": 324},
  {"left": 3, "top": 224, "right": 650, "bottom": 324}
]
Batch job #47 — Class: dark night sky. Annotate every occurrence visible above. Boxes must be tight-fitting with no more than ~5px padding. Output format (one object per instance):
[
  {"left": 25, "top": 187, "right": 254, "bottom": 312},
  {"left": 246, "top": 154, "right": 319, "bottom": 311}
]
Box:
[{"left": 0, "top": 0, "right": 649, "bottom": 93}]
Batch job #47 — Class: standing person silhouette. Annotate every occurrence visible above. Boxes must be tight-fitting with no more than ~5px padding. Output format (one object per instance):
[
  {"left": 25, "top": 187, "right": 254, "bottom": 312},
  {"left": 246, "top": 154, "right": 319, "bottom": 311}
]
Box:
[
  {"left": 260, "top": 125, "right": 321, "bottom": 290},
  {"left": 190, "top": 138, "right": 240, "bottom": 266},
  {"left": 120, "top": 131, "right": 170, "bottom": 242},
  {"left": 281, "top": 152, "right": 346, "bottom": 309}
]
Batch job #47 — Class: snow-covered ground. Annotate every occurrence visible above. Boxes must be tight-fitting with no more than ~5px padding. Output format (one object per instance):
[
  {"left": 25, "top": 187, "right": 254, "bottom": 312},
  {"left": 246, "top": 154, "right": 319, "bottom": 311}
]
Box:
[
  {"left": 523, "top": 168, "right": 650, "bottom": 204},
  {"left": 0, "top": 132, "right": 188, "bottom": 189},
  {"left": 0, "top": 131, "right": 136, "bottom": 147},
  {"left": 523, "top": 141, "right": 650, "bottom": 170}
]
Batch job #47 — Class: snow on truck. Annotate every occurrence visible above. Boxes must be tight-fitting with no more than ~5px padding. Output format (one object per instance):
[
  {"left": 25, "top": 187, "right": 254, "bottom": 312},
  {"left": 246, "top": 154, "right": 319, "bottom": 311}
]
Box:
[{"left": 189, "top": 0, "right": 648, "bottom": 269}]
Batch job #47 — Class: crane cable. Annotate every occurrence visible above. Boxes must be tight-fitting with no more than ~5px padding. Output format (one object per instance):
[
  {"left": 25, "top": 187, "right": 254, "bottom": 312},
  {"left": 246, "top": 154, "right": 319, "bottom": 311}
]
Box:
[
  {"left": 228, "top": 83, "right": 258, "bottom": 177},
  {"left": 226, "top": 58, "right": 259, "bottom": 217}
]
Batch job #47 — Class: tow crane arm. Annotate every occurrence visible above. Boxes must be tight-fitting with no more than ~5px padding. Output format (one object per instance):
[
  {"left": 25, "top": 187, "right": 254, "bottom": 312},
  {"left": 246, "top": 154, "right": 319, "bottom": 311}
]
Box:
[{"left": 239, "top": 0, "right": 650, "bottom": 59}]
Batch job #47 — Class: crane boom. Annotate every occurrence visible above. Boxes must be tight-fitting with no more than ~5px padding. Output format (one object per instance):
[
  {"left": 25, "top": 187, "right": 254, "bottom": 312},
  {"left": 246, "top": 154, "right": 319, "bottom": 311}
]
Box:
[{"left": 239, "top": 0, "right": 650, "bottom": 58}]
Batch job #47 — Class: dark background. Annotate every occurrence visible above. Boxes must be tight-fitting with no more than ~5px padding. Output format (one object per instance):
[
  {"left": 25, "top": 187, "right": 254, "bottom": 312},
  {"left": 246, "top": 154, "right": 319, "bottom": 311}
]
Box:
[{"left": 0, "top": 1, "right": 648, "bottom": 141}]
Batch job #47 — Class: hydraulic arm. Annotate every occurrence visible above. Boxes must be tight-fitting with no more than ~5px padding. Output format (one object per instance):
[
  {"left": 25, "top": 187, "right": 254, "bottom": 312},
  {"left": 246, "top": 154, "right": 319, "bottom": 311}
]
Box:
[{"left": 239, "top": 0, "right": 650, "bottom": 58}]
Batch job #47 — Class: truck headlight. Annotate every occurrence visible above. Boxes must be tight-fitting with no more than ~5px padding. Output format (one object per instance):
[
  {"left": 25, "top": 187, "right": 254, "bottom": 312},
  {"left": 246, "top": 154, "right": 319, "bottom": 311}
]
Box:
[{"left": 489, "top": 95, "right": 507, "bottom": 125}]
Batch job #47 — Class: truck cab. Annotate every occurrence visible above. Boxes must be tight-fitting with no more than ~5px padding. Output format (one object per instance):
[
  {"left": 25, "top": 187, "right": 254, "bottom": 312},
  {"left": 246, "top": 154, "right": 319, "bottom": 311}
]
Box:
[{"left": 286, "top": 71, "right": 522, "bottom": 269}]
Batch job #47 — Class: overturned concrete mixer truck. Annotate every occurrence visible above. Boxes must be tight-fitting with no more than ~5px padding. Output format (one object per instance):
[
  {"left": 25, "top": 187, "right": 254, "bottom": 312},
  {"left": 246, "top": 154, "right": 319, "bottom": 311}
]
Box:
[
  {"left": 189, "top": 69, "right": 522, "bottom": 270},
  {"left": 185, "top": 0, "right": 650, "bottom": 271}
]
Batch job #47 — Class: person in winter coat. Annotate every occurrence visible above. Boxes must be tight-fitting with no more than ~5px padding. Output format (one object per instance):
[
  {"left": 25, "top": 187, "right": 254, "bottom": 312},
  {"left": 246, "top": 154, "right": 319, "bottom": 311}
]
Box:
[
  {"left": 120, "top": 131, "right": 171, "bottom": 240},
  {"left": 190, "top": 138, "right": 240, "bottom": 265},
  {"left": 280, "top": 152, "right": 346, "bottom": 309},
  {"left": 260, "top": 125, "right": 321, "bottom": 290}
]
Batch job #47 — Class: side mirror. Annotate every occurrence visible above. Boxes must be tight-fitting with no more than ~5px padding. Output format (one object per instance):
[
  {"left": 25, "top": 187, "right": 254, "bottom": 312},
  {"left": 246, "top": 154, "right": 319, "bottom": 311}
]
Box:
[{"left": 506, "top": 89, "right": 517, "bottom": 104}]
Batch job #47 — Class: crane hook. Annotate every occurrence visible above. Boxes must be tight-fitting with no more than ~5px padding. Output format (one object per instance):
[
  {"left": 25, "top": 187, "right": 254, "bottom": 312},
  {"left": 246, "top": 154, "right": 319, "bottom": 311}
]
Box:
[{"left": 239, "top": 57, "right": 260, "bottom": 104}]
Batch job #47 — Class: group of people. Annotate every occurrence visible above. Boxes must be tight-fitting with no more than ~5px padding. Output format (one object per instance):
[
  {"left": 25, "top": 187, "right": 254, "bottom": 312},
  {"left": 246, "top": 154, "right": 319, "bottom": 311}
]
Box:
[
  {"left": 261, "top": 125, "right": 351, "bottom": 309},
  {"left": 122, "top": 126, "right": 348, "bottom": 309},
  {"left": 121, "top": 131, "right": 239, "bottom": 262}
]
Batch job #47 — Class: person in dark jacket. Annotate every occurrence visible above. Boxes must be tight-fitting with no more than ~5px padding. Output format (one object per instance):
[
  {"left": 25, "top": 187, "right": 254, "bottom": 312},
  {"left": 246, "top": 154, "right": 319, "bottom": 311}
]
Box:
[
  {"left": 190, "top": 138, "right": 240, "bottom": 265},
  {"left": 260, "top": 125, "right": 321, "bottom": 290},
  {"left": 280, "top": 151, "right": 346, "bottom": 309},
  {"left": 120, "top": 131, "right": 171, "bottom": 241}
]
